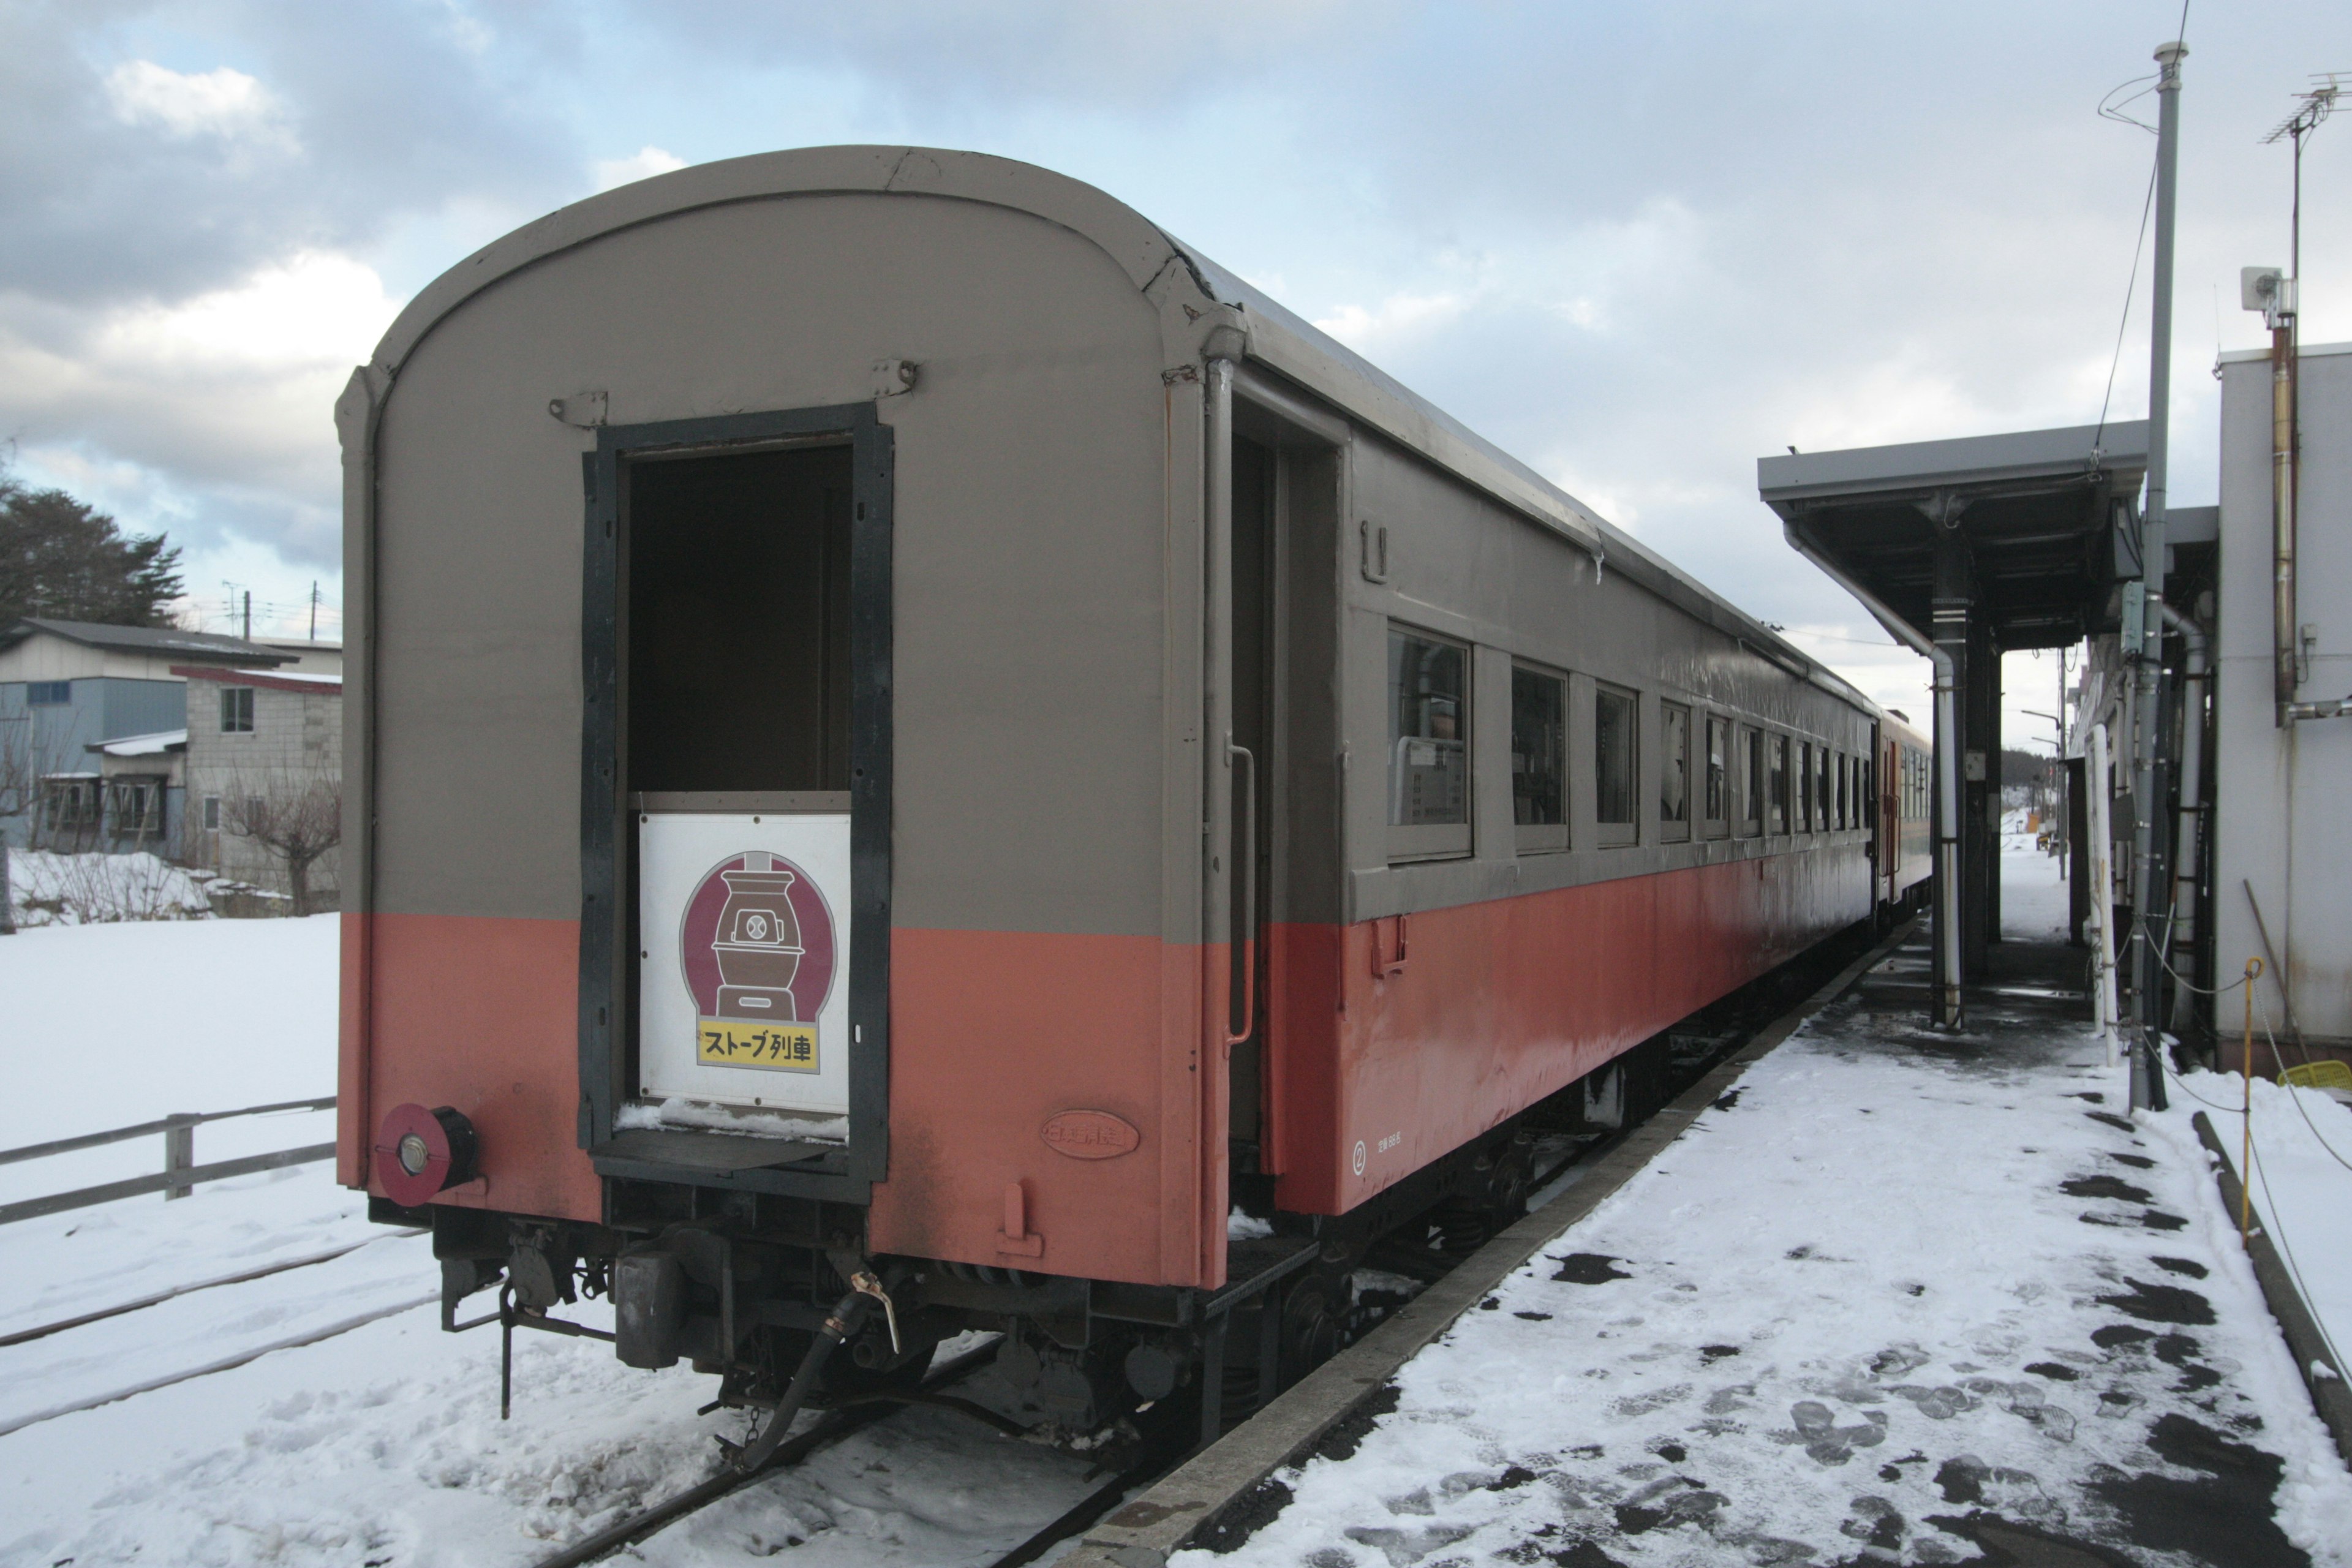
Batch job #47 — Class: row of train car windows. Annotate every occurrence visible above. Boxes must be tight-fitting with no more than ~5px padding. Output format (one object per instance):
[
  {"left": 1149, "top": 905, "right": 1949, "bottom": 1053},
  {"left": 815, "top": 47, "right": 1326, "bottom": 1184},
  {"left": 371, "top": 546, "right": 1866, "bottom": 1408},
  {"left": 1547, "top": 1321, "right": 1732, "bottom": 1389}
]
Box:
[{"left": 1389, "top": 623, "right": 1873, "bottom": 859}]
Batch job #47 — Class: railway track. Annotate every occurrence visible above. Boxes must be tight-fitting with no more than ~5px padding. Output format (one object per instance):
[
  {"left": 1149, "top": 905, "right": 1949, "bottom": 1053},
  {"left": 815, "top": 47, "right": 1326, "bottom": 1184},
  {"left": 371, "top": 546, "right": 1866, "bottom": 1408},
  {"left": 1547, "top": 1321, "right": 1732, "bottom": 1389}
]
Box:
[
  {"left": 0, "top": 1229, "right": 423, "bottom": 1349},
  {"left": 0, "top": 1229, "right": 434, "bottom": 1438},
  {"left": 526, "top": 927, "right": 1890, "bottom": 1568}
]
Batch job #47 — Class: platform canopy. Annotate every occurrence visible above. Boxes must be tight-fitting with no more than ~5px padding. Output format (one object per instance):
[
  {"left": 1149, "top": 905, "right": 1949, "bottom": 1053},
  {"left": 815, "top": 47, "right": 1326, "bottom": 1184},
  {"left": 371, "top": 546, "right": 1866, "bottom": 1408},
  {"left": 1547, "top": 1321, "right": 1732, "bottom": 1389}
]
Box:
[{"left": 1757, "top": 421, "right": 2148, "bottom": 650}]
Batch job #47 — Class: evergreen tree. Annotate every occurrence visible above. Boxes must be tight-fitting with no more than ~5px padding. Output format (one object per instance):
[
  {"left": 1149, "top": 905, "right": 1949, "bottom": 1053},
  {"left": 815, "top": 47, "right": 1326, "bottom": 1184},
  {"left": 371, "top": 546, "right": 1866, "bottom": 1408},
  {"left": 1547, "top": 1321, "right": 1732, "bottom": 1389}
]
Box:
[{"left": 0, "top": 465, "right": 185, "bottom": 628}]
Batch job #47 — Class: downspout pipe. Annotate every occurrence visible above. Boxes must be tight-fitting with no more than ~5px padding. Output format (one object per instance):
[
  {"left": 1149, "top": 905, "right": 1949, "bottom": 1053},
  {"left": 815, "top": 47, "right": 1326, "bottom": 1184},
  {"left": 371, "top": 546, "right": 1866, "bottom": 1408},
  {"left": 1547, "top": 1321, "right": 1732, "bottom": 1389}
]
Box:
[
  {"left": 2160, "top": 601, "right": 2207, "bottom": 1035},
  {"left": 2272, "top": 317, "right": 2298, "bottom": 724},
  {"left": 1785, "top": 521, "right": 1964, "bottom": 1027}
]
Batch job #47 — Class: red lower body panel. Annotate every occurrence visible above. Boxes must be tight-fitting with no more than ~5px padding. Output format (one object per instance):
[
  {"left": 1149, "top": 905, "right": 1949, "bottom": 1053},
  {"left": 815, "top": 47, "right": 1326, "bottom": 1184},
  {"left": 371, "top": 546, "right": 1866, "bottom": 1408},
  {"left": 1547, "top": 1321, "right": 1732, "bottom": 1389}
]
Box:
[
  {"left": 869, "top": 928, "right": 1217, "bottom": 1289},
  {"left": 1267, "top": 848, "right": 1871, "bottom": 1214},
  {"left": 339, "top": 911, "right": 600, "bottom": 1223},
  {"left": 340, "top": 848, "right": 1864, "bottom": 1291}
]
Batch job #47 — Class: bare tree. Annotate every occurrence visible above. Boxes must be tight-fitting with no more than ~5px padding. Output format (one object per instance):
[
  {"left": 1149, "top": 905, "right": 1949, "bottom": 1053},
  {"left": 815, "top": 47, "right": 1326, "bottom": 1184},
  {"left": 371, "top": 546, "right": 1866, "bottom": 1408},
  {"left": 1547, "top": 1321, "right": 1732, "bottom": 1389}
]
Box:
[
  {"left": 0, "top": 712, "right": 70, "bottom": 935},
  {"left": 0, "top": 714, "right": 24, "bottom": 934},
  {"left": 221, "top": 765, "right": 342, "bottom": 917}
]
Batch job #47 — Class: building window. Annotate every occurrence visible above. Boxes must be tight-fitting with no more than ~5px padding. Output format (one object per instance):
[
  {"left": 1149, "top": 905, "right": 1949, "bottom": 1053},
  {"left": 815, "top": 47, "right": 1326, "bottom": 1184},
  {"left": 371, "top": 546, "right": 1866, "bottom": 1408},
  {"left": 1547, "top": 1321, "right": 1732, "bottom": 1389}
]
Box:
[
  {"left": 27, "top": 680, "right": 70, "bottom": 706},
  {"left": 1594, "top": 684, "right": 1638, "bottom": 846},
  {"left": 203, "top": 795, "right": 221, "bottom": 831},
  {"left": 1742, "top": 727, "right": 1764, "bottom": 835},
  {"left": 221, "top": 687, "right": 255, "bottom": 734},
  {"left": 1660, "top": 701, "right": 1691, "bottom": 842},
  {"left": 1387, "top": 625, "right": 1470, "bottom": 859},
  {"left": 1770, "top": 734, "right": 1790, "bottom": 834},
  {"left": 1704, "top": 714, "right": 1728, "bottom": 837},
  {"left": 1511, "top": 664, "right": 1567, "bottom": 854}
]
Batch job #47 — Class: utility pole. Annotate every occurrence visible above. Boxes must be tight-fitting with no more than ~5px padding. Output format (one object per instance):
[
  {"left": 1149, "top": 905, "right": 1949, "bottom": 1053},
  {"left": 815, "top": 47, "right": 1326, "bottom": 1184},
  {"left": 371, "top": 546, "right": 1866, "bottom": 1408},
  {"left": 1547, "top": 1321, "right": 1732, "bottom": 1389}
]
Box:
[
  {"left": 309, "top": 581, "right": 318, "bottom": 643},
  {"left": 2128, "top": 39, "right": 2186, "bottom": 1110},
  {"left": 242, "top": 589, "right": 252, "bottom": 644}
]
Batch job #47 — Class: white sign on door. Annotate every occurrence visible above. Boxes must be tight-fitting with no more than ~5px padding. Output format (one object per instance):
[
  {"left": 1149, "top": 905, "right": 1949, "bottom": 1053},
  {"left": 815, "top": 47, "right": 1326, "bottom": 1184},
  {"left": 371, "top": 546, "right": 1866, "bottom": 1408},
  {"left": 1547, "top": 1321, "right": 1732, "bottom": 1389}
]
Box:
[{"left": 636, "top": 812, "right": 852, "bottom": 1117}]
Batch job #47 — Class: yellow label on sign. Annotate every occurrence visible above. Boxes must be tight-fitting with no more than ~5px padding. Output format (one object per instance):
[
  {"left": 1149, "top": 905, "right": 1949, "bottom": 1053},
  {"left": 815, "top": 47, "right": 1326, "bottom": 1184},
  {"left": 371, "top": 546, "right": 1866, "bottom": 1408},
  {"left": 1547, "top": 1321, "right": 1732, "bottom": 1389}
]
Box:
[{"left": 697, "top": 1019, "right": 819, "bottom": 1072}]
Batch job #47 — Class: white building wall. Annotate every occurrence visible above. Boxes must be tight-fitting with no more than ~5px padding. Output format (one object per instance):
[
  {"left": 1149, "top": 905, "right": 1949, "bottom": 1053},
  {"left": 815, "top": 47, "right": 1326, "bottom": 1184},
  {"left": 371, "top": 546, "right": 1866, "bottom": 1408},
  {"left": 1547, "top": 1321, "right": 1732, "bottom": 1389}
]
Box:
[
  {"left": 184, "top": 677, "right": 344, "bottom": 902},
  {"left": 2214, "top": 340, "right": 2352, "bottom": 1042},
  {"left": 0, "top": 633, "right": 196, "bottom": 684}
]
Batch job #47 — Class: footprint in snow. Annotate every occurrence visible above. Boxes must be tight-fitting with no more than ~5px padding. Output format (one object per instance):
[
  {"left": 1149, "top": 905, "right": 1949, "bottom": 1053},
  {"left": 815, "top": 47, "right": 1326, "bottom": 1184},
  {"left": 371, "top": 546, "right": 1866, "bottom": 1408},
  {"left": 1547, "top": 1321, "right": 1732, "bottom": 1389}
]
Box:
[{"left": 1780, "top": 1400, "right": 1888, "bottom": 1463}]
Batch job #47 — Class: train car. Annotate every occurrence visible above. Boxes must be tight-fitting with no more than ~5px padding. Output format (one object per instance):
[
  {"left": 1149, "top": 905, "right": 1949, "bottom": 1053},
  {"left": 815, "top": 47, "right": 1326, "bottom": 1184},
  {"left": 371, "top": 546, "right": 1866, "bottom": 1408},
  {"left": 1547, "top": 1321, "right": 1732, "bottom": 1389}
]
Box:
[
  {"left": 338, "top": 146, "right": 1905, "bottom": 1435},
  {"left": 1877, "top": 713, "right": 1933, "bottom": 916}
]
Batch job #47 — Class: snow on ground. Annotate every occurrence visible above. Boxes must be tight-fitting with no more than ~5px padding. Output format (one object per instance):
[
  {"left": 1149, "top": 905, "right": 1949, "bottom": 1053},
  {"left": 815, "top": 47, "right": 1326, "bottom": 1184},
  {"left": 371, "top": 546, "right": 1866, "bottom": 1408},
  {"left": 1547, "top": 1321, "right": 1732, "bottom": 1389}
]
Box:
[
  {"left": 0, "top": 915, "right": 1103, "bottom": 1566},
  {"left": 7, "top": 845, "right": 213, "bottom": 925},
  {"left": 2158, "top": 1070, "right": 2352, "bottom": 1408},
  {"left": 1188, "top": 1013, "right": 2352, "bottom": 1567},
  {"left": 1184, "top": 846, "right": 2352, "bottom": 1567},
  {"left": 0, "top": 914, "right": 341, "bottom": 1210},
  {"left": 1999, "top": 813, "right": 2070, "bottom": 942}
]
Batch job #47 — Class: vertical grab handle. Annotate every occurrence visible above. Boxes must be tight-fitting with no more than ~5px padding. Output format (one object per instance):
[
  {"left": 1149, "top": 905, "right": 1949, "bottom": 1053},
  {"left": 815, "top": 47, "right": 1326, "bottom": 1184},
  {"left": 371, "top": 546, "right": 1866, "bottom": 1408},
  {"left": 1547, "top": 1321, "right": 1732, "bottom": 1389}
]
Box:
[{"left": 1226, "top": 742, "right": 1257, "bottom": 1048}]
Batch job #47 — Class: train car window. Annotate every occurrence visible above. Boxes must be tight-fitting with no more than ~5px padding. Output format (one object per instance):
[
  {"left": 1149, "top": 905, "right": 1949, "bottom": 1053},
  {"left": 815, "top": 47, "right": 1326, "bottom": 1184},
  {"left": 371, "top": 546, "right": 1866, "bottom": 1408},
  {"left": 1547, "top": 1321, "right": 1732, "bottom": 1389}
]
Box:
[
  {"left": 1511, "top": 663, "right": 1569, "bottom": 854},
  {"left": 1834, "top": 753, "right": 1848, "bottom": 829},
  {"left": 1388, "top": 625, "right": 1471, "bottom": 860},
  {"left": 1741, "top": 728, "right": 1763, "bottom": 836},
  {"left": 1659, "top": 701, "right": 1691, "bottom": 842},
  {"left": 628, "top": 444, "right": 852, "bottom": 792},
  {"left": 1798, "top": 742, "right": 1814, "bottom": 833},
  {"left": 1594, "top": 684, "right": 1638, "bottom": 846},
  {"left": 1770, "top": 734, "right": 1790, "bottom": 834},
  {"left": 1703, "top": 715, "right": 1729, "bottom": 838},
  {"left": 1817, "top": 745, "right": 1833, "bottom": 831}
]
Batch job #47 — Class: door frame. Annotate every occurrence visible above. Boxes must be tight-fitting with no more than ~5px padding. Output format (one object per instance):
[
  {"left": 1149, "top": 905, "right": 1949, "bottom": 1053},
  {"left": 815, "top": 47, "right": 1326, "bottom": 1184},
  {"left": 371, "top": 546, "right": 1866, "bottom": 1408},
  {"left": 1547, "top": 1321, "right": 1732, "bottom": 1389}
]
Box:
[{"left": 577, "top": 403, "right": 894, "bottom": 1203}]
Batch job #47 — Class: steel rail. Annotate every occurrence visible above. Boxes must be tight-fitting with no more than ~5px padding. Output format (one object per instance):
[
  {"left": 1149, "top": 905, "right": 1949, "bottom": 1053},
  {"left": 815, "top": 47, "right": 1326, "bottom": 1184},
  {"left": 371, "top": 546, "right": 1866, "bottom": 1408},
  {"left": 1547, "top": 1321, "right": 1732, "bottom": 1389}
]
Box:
[
  {"left": 0, "top": 1292, "right": 435, "bottom": 1439},
  {"left": 0, "top": 1230, "right": 423, "bottom": 1349},
  {"left": 529, "top": 1340, "right": 1005, "bottom": 1568}
]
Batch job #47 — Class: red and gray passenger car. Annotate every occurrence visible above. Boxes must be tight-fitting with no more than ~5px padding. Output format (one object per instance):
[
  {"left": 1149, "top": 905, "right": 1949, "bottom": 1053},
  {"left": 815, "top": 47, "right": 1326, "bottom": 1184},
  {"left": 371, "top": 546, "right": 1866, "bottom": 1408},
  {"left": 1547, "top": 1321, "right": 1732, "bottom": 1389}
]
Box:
[{"left": 339, "top": 147, "right": 1918, "bottom": 1427}]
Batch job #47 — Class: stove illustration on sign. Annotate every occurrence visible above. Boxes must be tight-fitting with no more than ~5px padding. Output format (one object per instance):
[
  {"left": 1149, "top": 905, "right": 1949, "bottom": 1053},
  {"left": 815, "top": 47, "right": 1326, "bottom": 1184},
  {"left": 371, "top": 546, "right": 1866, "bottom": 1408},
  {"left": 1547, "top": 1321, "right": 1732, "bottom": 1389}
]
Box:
[{"left": 680, "top": 850, "right": 835, "bottom": 1074}]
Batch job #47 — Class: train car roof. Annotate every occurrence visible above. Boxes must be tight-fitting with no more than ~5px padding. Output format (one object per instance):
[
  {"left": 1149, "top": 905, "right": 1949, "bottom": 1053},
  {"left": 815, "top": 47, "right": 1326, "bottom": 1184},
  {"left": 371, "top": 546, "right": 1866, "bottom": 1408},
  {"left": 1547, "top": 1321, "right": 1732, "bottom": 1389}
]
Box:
[{"left": 367, "top": 145, "right": 1879, "bottom": 720}]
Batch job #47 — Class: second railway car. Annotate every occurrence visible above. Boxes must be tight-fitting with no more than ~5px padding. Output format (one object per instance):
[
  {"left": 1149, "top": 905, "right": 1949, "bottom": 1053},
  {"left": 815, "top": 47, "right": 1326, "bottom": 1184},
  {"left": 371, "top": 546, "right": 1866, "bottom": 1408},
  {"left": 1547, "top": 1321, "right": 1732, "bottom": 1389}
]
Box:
[
  {"left": 341, "top": 147, "right": 1918, "bottom": 1434},
  {"left": 1879, "top": 714, "right": 1934, "bottom": 918}
]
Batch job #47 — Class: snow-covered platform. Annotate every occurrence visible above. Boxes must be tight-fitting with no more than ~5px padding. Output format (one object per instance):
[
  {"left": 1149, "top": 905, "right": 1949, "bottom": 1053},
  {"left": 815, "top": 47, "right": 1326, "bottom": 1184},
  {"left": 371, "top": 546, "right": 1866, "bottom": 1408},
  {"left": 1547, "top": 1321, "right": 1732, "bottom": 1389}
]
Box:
[{"left": 1147, "top": 920, "right": 2352, "bottom": 1566}]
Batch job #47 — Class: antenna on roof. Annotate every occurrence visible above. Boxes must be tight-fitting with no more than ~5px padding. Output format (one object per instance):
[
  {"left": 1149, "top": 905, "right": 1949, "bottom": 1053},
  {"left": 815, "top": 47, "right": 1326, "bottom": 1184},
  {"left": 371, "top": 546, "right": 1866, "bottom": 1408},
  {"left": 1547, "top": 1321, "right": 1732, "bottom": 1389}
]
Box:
[{"left": 2262, "top": 74, "right": 2343, "bottom": 301}]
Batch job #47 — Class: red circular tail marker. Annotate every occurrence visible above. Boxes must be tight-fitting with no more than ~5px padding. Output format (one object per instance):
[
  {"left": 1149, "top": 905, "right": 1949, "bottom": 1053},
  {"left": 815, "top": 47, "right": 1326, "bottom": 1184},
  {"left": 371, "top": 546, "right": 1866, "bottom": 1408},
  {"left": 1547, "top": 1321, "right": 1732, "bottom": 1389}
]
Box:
[{"left": 374, "top": 1102, "right": 478, "bottom": 1207}]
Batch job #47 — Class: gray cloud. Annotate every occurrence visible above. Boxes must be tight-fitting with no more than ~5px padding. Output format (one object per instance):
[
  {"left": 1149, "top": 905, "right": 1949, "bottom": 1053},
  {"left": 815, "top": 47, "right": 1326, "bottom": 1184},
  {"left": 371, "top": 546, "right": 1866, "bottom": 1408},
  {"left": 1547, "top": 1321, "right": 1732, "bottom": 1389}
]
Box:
[
  {"left": 1, "top": 0, "right": 2345, "bottom": 684},
  {"left": 0, "top": 0, "right": 572, "bottom": 309}
]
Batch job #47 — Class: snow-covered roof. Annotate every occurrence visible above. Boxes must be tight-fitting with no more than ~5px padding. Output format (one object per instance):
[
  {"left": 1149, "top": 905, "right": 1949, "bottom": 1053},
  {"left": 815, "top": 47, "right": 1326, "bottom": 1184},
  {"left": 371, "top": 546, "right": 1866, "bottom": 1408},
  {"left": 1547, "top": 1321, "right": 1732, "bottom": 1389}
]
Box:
[
  {"left": 170, "top": 664, "right": 342, "bottom": 696},
  {"left": 89, "top": 729, "right": 187, "bottom": 756},
  {"left": 0, "top": 617, "right": 292, "bottom": 666}
]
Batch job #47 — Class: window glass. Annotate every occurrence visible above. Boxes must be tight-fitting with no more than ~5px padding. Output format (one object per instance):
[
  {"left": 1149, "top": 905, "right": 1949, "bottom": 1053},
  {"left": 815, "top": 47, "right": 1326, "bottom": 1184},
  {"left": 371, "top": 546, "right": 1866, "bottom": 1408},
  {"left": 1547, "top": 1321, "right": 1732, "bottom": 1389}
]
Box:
[
  {"left": 1510, "top": 666, "right": 1566, "bottom": 826},
  {"left": 1744, "top": 729, "right": 1764, "bottom": 831},
  {"left": 221, "top": 687, "right": 255, "bottom": 734},
  {"left": 1705, "top": 715, "right": 1727, "bottom": 823},
  {"left": 1660, "top": 702, "right": 1690, "bottom": 826},
  {"left": 1388, "top": 628, "right": 1467, "bottom": 827},
  {"left": 27, "top": 680, "right": 70, "bottom": 706},
  {"left": 1817, "top": 746, "right": 1833, "bottom": 829},
  {"left": 1799, "top": 742, "right": 1814, "bottom": 831},
  {"left": 1770, "top": 734, "right": 1789, "bottom": 832},
  {"left": 1836, "top": 754, "right": 1849, "bottom": 829},
  {"left": 203, "top": 796, "right": 221, "bottom": 830},
  {"left": 1594, "top": 685, "right": 1637, "bottom": 830}
]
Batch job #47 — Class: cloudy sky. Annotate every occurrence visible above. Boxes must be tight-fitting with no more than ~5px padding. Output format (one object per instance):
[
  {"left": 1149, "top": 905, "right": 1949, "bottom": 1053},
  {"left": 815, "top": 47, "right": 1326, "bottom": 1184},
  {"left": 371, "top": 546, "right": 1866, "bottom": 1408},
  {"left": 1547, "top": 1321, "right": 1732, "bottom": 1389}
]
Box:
[{"left": 4, "top": 1, "right": 2348, "bottom": 742}]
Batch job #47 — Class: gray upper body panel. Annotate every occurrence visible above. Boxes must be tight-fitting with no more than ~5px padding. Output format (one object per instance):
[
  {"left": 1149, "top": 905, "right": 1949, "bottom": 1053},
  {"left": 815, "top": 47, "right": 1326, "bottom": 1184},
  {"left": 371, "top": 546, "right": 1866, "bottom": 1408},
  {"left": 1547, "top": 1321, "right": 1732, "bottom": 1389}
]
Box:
[
  {"left": 353, "top": 146, "right": 1876, "bottom": 934},
  {"left": 369, "top": 192, "right": 1168, "bottom": 930}
]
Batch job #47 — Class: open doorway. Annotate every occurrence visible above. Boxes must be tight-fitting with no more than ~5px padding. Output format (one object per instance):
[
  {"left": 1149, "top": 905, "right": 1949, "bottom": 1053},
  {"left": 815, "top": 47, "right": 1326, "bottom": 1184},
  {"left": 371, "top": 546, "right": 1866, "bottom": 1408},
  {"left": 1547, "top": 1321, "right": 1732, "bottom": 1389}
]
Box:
[{"left": 627, "top": 443, "right": 854, "bottom": 794}]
